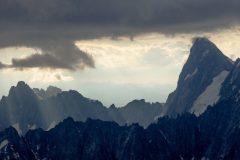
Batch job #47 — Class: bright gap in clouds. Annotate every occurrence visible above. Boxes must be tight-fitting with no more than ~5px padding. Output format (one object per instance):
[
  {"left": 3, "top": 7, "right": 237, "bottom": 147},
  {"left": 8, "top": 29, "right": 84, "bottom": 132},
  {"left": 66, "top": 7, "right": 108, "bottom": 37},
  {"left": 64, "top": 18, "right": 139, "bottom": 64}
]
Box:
[
  {"left": 1, "top": 29, "right": 240, "bottom": 106},
  {"left": 72, "top": 35, "right": 190, "bottom": 106}
]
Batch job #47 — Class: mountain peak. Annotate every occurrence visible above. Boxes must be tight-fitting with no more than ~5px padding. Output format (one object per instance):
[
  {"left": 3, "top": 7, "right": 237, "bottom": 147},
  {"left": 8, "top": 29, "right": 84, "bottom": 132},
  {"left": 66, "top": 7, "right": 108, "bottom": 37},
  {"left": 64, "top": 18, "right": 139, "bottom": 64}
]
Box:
[
  {"left": 192, "top": 37, "right": 212, "bottom": 45},
  {"left": 164, "top": 38, "right": 233, "bottom": 116},
  {"left": 9, "top": 81, "right": 32, "bottom": 95},
  {"left": 46, "top": 86, "right": 62, "bottom": 93},
  {"left": 16, "top": 81, "right": 29, "bottom": 88},
  {"left": 8, "top": 81, "right": 37, "bottom": 104},
  {"left": 190, "top": 37, "right": 224, "bottom": 59},
  {"left": 109, "top": 104, "right": 116, "bottom": 109},
  {"left": 33, "top": 85, "right": 62, "bottom": 99},
  {"left": 126, "top": 99, "right": 147, "bottom": 107},
  {"left": 181, "top": 37, "right": 232, "bottom": 80}
]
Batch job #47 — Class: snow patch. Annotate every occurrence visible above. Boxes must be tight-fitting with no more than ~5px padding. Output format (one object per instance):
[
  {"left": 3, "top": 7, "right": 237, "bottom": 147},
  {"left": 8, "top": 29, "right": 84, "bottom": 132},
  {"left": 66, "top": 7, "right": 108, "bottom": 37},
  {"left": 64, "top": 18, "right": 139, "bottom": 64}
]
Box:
[
  {"left": 184, "top": 68, "right": 198, "bottom": 81},
  {"left": 154, "top": 115, "right": 160, "bottom": 121},
  {"left": 13, "top": 152, "right": 20, "bottom": 159},
  {"left": 12, "top": 123, "right": 22, "bottom": 135},
  {"left": 47, "top": 121, "right": 56, "bottom": 131},
  {"left": 190, "top": 70, "right": 229, "bottom": 116},
  {"left": 0, "top": 140, "right": 8, "bottom": 149},
  {"left": 28, "top": 124, "right": 37, "bottom": 130}
]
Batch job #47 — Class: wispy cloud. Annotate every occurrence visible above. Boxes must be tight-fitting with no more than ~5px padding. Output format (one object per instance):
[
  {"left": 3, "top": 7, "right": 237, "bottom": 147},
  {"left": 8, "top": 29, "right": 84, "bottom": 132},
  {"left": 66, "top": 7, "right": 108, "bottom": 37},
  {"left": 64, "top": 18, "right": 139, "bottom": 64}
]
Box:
[{"left": 29, "top": 69, "right": 74, "bottom": 83}]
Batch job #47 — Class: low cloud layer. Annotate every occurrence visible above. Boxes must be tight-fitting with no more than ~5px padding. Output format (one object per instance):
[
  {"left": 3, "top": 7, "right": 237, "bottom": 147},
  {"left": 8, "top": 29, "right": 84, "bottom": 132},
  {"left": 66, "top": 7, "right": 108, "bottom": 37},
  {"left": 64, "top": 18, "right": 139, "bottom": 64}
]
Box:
[{"left": 0, "top": 0, "right": 240, "bottom": 70}]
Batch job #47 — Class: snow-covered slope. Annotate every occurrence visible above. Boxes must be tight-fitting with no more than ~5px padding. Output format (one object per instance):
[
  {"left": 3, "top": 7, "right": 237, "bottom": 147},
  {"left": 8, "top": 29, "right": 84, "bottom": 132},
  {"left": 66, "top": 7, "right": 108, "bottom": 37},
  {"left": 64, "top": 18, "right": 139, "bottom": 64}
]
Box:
[
  {"left": 190, "top": 70, "right": 229, "bottom": 115},
  {"left": 0, "top": 140, "right": 8, "bottom": 150},
  {"left": 11, "top": 123, "right": 22, "bottom": 135}
]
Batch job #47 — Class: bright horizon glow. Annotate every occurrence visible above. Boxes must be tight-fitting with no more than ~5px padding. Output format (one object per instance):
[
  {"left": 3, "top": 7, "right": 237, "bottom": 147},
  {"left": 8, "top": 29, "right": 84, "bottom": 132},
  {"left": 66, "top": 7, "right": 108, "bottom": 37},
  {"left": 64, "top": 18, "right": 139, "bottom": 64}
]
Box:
[{"left": 1, "top": 28, "right": 240, "bottom": 106}]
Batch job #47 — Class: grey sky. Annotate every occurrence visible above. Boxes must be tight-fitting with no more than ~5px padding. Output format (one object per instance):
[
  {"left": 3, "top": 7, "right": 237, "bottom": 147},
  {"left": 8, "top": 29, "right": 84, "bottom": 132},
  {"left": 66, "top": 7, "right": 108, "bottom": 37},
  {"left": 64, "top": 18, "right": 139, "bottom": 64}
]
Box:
[
  {"left": 0, "top": 0, "right": 240, "bottom": 105},
  {"left": 0, "top": 0, "right": 240, "bottom": 70}
]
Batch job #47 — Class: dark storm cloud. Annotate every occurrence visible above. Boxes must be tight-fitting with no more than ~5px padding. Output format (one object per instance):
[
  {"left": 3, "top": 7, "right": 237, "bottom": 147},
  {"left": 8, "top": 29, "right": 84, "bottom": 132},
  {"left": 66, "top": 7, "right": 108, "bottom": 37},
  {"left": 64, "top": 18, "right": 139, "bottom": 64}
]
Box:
[
  {"left": 0, "top": 36, "right": 95, "bottom": 70},
  {"left": 0, "top": 62, "right": 7, "bottom": 69},
  {"left": 0, "top": 0, "right": 239, "bottom": 70},
  {"left": 0, "top": 40, "right": 94, "bottom": 70},
  {"left": 1, "top": 0, "right": 239, "bottom": 31},
  {"left": 12, "top": 54, "right": 75, "bottom": 70}
]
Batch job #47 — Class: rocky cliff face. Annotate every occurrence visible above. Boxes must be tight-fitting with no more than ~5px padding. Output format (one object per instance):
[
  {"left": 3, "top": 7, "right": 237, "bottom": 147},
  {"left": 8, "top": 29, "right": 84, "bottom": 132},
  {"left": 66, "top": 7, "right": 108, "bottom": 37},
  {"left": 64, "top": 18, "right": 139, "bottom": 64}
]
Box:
[
  {"left": 164, "top": 37, "right": 233, "bottom": 116},
  {"left": 109, "top": 99, "right": 163, "bottom": 127}
]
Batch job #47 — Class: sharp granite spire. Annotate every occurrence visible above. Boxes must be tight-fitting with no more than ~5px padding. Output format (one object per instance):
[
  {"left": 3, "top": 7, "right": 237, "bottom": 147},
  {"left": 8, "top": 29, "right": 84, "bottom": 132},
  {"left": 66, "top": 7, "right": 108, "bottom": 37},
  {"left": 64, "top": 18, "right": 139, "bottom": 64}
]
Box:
[{"left": 164, "top": 37, "right": 233, "bottom": 116}]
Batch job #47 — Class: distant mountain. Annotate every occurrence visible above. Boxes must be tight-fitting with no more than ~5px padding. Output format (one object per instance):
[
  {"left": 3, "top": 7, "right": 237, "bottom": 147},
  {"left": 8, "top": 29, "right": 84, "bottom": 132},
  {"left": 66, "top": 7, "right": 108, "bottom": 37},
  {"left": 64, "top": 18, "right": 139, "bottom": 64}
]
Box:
[
  {"left": 33, "top": 86, "right": 62, "bottom": 100},
  {"left": 1, "top": 38, "right": 240, "bottom": 159},
  {"left": 0, "top": 81, "right": 43, "bottom": 134},
  {"left": 109, "top": 99, "right": 163, "bottom": 127},
  {"left": 2, "top": 97, "right": 240, "bottom": 160},
  {"left": 39, "top": 89, "right": 112, "bottom": 128},
  {"left": 0, "top": 82, "right": 163, "bottom": 133},
  {"left": 164, "top": 37, "right": 233, "bottom": 116}
]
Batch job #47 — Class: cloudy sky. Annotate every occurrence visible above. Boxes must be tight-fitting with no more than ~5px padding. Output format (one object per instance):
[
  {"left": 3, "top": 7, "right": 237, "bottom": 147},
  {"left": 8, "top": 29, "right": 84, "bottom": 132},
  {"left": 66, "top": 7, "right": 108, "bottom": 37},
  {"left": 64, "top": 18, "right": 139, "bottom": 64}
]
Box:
[{"left": 0, "top": 0, "right": 240, "bottom": 106}]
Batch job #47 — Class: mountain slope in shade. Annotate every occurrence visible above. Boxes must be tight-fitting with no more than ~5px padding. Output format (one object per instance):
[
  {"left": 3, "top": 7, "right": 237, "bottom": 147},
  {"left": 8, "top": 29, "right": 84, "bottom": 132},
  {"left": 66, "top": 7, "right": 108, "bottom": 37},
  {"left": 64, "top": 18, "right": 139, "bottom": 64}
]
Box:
[
  {"left": 220, "top": 58, "right": 240, "bottom": 102},
  {"left": 109, "top": 99, "right": 163, "bottom": 127},
  {"left": 39, "top": 90, "right": 113, "bottom": 127},
  {"left": 0, "top": 82, "right": 163, "bottom": 133},
  {"left": 33, "top": 86, "right": 62, "bottom": 100},
  {"left": 2, "top": 96, "right": 240, "bottom": 160},
  {"left": 164, "top": 37, "right": 233, "bottom": 116},
  {"left": 1, "top": 38, "right": 240, "bottom": 159},
  {"left": 0, "top": 81, "right": 44, "bottom": 134}
]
